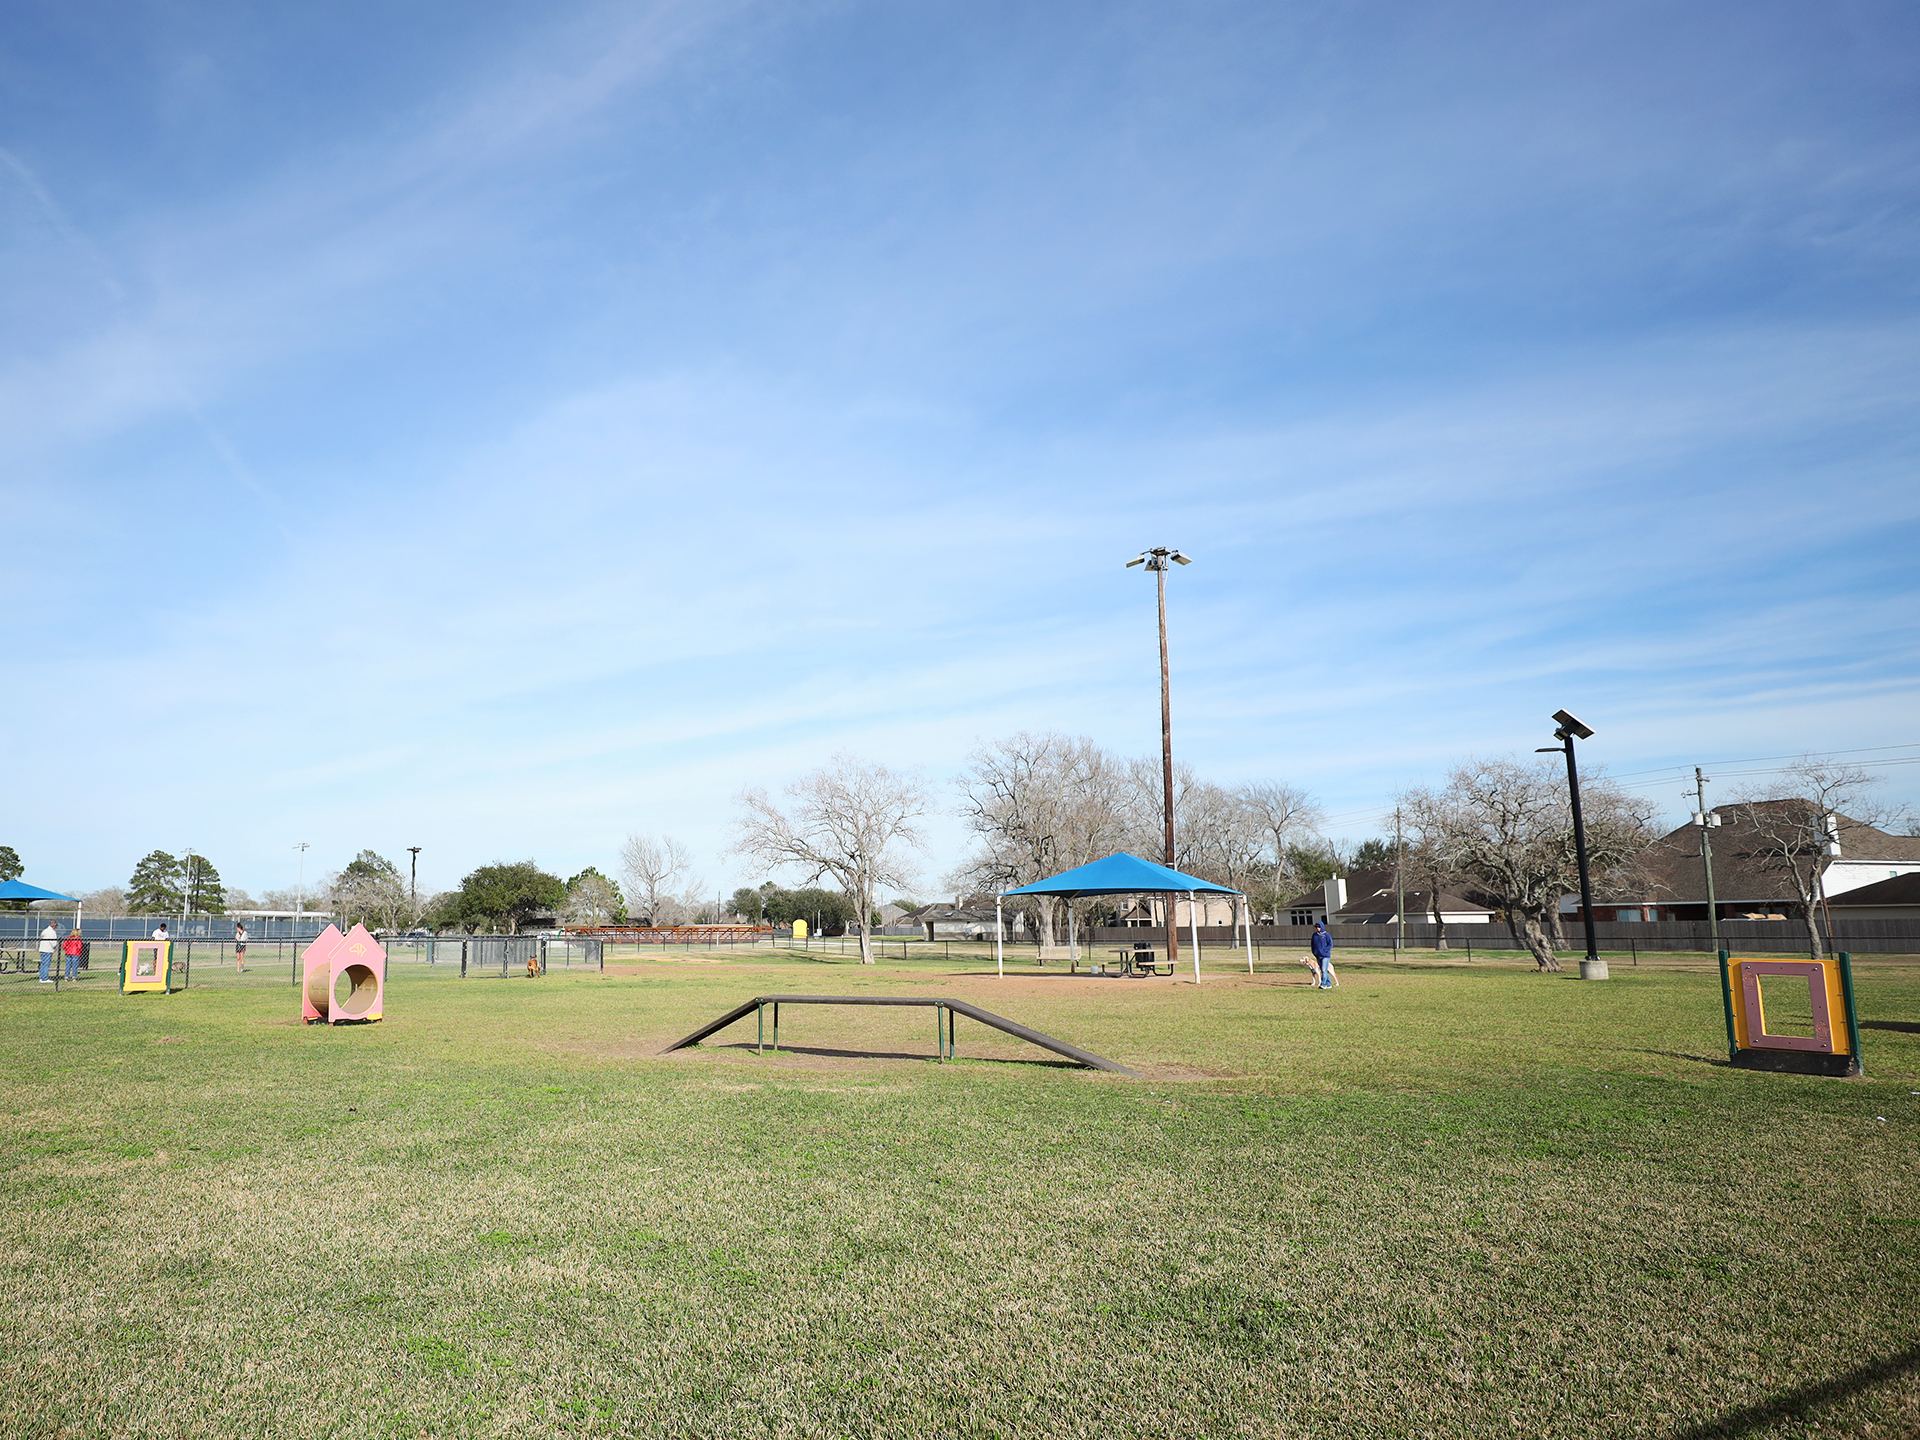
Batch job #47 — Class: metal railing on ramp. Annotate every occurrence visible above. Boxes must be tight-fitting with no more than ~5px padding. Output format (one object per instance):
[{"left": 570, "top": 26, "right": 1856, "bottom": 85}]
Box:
[{"left": 662, "top": 994, "right": 1136, "bottom": 1075}]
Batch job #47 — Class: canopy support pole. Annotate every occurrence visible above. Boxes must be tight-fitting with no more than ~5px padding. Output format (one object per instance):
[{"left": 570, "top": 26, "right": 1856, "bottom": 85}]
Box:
[
  {"left": 1242, "top": 894, "right": 1253, "bottom": 973},
  {"left": 1190, "top": 889, "right": 1202, "bottom": 984},
  {"left": 1067, "top": 903, "right": 1077, "bottom": 965},
  {"left": 995, "top": 897, "right": 1004, "bottom": 979}
]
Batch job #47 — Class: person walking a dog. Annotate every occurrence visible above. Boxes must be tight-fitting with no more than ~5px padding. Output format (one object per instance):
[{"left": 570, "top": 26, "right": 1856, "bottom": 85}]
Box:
[{"left": 1310, "top": 921, "right": 1338, "bottom": 989}]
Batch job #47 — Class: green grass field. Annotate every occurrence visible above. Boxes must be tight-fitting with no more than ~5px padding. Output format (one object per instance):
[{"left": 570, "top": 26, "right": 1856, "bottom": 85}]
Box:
[{"left": 2, "top": 949, "right": 1916, "bottom": 1439}]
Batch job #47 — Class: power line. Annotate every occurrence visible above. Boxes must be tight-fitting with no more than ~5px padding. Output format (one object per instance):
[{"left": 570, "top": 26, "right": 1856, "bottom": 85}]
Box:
[
  {"left": 1606, "top": 741, "right": 1920, "bottom": 782},
  {"left": 1614, "top": 755, "right": 1920, "bottom": 793}
]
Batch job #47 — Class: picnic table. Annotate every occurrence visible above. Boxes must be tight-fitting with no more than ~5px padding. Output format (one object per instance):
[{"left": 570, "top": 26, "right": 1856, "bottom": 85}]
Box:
[{"left": 1075, "top": 945, "right": 1173, "bottom": 977}]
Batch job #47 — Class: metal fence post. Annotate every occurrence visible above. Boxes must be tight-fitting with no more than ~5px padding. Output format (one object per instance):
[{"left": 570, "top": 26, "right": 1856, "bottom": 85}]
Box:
[{"left": 1839, "top": 952, "right": 1864, "bottom": 1076}]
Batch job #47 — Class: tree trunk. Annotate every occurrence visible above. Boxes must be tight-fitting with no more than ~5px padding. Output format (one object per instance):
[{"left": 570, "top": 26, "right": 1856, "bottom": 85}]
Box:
[
  {"left": 1546, "top": 907, "right": 1568, "bottom": 952},
  {"left": 1431, "top": 895, "right": 1447, "bottom": 950},
  {"left": 1036, "top": 896, "right": 1058, "bottom": 950},
  {"left": 1789, "top": 859, "right": 1824, "bottom": 959},
  {"left": 857, "top": 876, "right": 875, "bottom": 964},
  {"left": 1798, "top": 903, "right": 1824, "bottom": 961},
  {"left": 1518, "top": 910, "right": 1562, "bottom": 971}
]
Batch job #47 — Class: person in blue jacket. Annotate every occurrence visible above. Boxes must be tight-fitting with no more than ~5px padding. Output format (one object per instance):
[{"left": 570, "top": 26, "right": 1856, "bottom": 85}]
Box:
[{"left": 1310, "top": 921, "right": 1337, "bottom": 989}]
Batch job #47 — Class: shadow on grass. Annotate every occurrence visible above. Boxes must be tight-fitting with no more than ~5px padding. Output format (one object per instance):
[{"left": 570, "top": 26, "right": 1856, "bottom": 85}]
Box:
[
  {"left": 1861, "top": 1020, "right": 1920, "bottom": 1034},
  {"left": 709, "top": 1041, "right": 1082, "bottom": 1070},
  {"left": 1633, "top": 1049, "right": 1733, "bottom": 1068},
  {"left": 1669, "top": 1339, "right": 1920, "bottom": 1438}
]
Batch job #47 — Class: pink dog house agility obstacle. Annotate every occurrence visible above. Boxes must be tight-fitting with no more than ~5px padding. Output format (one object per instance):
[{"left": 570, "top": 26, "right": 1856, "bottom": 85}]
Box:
[{"left": 302, "top": 923, "right": 386, "bottom": 1025}]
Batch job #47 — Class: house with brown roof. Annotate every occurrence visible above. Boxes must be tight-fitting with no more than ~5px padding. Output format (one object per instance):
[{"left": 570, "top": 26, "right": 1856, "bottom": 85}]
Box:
[
  {"left": 908, "top": 903, "right": 1026, "bottom": 942},
  {"left": 1822, "top": 871, "right": 1920, "bottom": 919},
  {"left": 1579, "top": 801, "right": 1920, "bottom": 922},
  {"left": 1278, "top": 867, "right": 1495, "bottom": 926}
]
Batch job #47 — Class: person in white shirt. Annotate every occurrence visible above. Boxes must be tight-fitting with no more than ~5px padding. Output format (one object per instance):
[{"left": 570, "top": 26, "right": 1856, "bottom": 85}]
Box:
[
  {"left": 234, "top": 921, "right": 249, "bottom": 973},
  {"left": 38, "top": 922, "right": 58, "bottom": 982},
  {"left": 152, "top": 922, "right": 169, "bottom": 943}
]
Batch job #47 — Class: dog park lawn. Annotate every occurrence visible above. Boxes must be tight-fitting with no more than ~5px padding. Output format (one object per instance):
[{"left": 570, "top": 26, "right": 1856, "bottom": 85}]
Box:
[{"left": 2, "top": 949, "right": 1916, "bottom": 1439}]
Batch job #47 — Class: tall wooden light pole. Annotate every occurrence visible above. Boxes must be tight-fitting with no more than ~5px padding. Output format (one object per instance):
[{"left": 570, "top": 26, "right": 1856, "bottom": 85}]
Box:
[{"left": 1128, "top": 546, "right": 1192, "bottom": 968}]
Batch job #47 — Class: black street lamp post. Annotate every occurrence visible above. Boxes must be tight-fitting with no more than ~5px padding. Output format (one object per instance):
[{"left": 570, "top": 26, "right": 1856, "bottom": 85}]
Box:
[{"left": 1538, "top": 708, "right": 1603, "bottom": 979}]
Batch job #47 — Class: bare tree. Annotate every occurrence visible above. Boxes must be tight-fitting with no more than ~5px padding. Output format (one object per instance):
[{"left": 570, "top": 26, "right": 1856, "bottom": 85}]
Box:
[
  {"left": 562, "top": 872, "right": 622, "bottom": 927},
  {"left": 1175, "top": 780, "right": 1270, "bottom": 934},
  {"left": 1732, "top": 760, "right": 1884, "bottom": 959},
  {"left": 732, "top": 755, "right": 929, "bottom": 964},
  {"left": 327, "top": 851, "right": 413, "bottom": 931},
  {"left": 1238, "top": 781, "right": 1324, "bottom": 922},
  {"left": 951, "top": 733, "right": 1128, "bottom": 946},
  {"left": 1398, "top": 791, "right": 1468, "bottom": 949},
  {"left": 81, "top": 886, "right": 128, "bottom": 915},
  {"left": 1418, "top": 757, "right": 1656, "bottom": 971},
  {"left": 620, "top": 835, "right": 691, "bottom": 926}
]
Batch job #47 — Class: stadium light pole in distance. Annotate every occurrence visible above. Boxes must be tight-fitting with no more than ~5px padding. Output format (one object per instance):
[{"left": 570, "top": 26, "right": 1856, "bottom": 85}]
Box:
[
  {"left": 293, "top": 842, "right": 310, "bottom": 930},
  {"left": 1127, "top": 546, "right": 1192, "bottom": 969},
  {"left": 1537, "top": 709, "right": 1601, "bottom": 978}
]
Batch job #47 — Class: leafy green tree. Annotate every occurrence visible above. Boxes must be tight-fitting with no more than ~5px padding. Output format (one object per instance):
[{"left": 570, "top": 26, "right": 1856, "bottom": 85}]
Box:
[
  {"left": 0, "top": 845, "right": 23, "bottom": 912},
  {"left": 128, "top": 851, "right": 185, "bottom": 912},
  {"left": 730, "top": 886, "right": 766, "bottom": 921},
  {"left": 759, "top": 886, "right": 854, "bottom": 935},
  {"left": 442, "top": 860, "right": 568, "bottom": 934},
  {"left": 332, "top": 851, "right": 409, "bottom": 930},
  {"left": 343, "top": 850, "right": 401, "bottom": 884},
  {"left": 564, "top": 867, "right": 624, "bottom": 925},
  {"left": 1347, "top": 838, "right": 1400, "bottom": 874},
  {"left": 182, "top": 851, "right": 227, "bottom": 913},
  {"left": 1285, "top": 842, "right": 1345, "bottom": 893}
]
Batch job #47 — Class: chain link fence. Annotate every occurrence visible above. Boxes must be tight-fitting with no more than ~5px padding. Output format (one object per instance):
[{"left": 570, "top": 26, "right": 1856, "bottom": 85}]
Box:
[{"left": 0, "top": 935, "right": 602, "bottom": 991}]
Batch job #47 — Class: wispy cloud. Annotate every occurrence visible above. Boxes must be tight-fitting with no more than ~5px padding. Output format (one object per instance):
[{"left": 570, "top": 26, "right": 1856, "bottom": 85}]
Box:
[{"left": 7, "top": 0, "right": 1917, "bottom": 893}]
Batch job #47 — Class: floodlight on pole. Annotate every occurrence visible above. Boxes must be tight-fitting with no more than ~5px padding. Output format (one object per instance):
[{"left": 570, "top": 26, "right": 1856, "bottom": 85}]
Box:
[
  {"left": 1538, "top": 709, "right": 1601, "bottom": 978},
  {"left": 1552, "top": 708, "right": 1594, "bottom": 741},
  {"left": 1129, "top": 546, "right": 1191, "bottom": 978},
  {"left": 294, "top": 842, "right": 311, "bottom": 927}
]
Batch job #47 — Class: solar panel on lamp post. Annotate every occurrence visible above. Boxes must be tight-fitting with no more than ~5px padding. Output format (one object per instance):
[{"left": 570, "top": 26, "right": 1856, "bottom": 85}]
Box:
[
  {"left": 1536, "top": 709, "right": 1604, "bottom": 980},
  {"left": 1127, "top": 546, "right": 1192, "bottom": 978}
]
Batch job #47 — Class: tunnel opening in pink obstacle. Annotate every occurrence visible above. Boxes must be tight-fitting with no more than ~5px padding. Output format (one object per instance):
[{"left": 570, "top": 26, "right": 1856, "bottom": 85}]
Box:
[{"left": 333, "top": 964, "right": 379, "bottom": 1018}]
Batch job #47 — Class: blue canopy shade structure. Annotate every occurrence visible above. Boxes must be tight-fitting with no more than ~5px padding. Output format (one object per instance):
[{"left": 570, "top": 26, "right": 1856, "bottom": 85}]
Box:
[
  {"left": 994, "top": 853, "right": 1248, "bottom": 983},
  {"left": 0, "top": 880, "right": 78, "bottom": 903},
  {"left": 1001, "top": 853, "right": 1239, "bottom": 900}
]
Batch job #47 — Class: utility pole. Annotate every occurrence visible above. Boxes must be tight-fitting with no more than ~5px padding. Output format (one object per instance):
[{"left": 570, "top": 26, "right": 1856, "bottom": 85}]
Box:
[
  {"left": 407, "top": 847, "right": 422, "bottom": 906},
  {"left": 1127, "top": 546, "right": 1192, "bottom": 975},
  {"left": 1394, "top": 807, "right": 1405, "bottom": 956},
  {"left": 1691, "top": 769, "right": 1721, "bottom": 956}
]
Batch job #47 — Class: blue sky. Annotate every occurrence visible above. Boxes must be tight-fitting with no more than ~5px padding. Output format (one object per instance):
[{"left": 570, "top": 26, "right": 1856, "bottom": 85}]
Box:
[{"left": 6, "top": 0, "right": 1918, "bottom": 901}]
